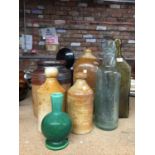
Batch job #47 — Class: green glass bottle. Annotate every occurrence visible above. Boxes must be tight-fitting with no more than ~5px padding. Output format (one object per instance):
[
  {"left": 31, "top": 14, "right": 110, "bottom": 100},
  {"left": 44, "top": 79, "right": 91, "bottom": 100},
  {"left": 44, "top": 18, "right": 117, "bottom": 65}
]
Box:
[
  {"left": 41, "top": 93, "right": 72, "bottom": 151},
  {"left": 94, "top": 39, "right": 121, "bottom": 130},
  {"left": 115, "top": 39, "right": 131, "bottom": 118}
]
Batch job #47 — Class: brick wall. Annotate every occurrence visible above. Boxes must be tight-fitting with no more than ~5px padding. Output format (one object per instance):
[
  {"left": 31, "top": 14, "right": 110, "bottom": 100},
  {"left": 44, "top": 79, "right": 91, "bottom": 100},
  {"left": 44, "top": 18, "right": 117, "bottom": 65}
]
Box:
[{"left": 19, "top": 0, "right": 135, "bottom": 59}]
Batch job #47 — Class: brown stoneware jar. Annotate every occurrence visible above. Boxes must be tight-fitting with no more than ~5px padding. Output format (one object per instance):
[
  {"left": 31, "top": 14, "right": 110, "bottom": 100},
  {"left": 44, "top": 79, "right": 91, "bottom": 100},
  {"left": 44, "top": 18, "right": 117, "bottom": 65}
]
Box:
[{"left": 73, "top": 49, "right": 99, "bottom": 92}]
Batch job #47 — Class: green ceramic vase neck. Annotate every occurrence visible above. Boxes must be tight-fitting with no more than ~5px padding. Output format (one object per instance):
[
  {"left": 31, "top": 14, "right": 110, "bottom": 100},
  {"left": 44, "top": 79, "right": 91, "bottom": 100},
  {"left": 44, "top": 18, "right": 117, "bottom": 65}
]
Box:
[
  {"left": 115, "top": 39, "right": 122, "bottom": 57},
  {"left": 50, "top": 93, "right": 63, "bottom": 113}
]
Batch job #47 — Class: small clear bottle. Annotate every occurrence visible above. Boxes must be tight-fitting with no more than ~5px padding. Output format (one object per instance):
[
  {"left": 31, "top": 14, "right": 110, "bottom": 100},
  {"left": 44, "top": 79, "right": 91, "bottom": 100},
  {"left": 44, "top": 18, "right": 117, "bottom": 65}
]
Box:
[{"left": 94, "top": 39, "right": 121, "bottom": 130}]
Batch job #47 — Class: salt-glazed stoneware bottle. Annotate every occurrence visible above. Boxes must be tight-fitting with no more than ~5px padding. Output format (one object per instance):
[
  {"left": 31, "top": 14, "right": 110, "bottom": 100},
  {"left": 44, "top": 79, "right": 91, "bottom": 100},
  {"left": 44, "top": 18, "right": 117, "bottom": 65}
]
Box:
[
  {"left": 67, "top": 72, "right": 94, "bottom": 134},
  {"left": 41, "top": 93, "right": 72, "bottom": 151},
  {"left": 37, "top": 67, "right": 65, "bottom": 132}
]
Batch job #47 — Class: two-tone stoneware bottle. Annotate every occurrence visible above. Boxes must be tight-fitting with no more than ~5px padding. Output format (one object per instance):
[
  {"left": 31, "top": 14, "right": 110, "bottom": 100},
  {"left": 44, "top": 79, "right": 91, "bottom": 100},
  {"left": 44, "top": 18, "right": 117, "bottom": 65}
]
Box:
[{"left": 37, "top": 67, "right": 65, "bottom": 131}]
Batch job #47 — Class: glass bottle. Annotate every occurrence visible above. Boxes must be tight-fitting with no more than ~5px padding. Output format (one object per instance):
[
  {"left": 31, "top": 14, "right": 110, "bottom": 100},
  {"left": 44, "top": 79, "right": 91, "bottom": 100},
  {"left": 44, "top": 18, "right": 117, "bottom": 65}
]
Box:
[
  {"left": 37, "top": 67, "right": 65, "bottom": 131},
  {"left": 94, "top": 39, "right": 121, "bottom": 130},
  {"left": 115, "top": 39, "right": 131, "bottom": 118},
  {"left": 73, "top": 49, "right": 99, "bottom": 92},
  {"left": 67, "top": 72, "right": 94, "bottom": 134},
  {"left": 41, "top": 93, "right": 72, "bottom": 151}
]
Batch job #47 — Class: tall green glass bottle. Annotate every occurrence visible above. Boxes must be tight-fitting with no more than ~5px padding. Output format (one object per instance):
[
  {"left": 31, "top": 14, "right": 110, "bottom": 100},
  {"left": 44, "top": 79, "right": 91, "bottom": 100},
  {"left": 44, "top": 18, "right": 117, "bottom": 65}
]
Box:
[
  {"left": 94, "top": 39, "right": 121, "bottom": 130},
  {"left": 115, "top": 39, "right": 131, "bottom": 118}
]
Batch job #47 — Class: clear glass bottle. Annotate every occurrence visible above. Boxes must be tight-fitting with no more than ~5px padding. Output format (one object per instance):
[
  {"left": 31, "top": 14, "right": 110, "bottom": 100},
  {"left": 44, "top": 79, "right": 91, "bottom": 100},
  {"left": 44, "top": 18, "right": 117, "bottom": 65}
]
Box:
[
  {"left": 94, "top": 39, "right": 121, "bottom": 130},
  {"left": 67, "top": 72, "right": 94, "bottom": 134},
  {"left": 73, "top": 49, "right": 99, "bottom": 92},
  {"left": 115, "top": 39, "right": 131, "bottom": 118}
]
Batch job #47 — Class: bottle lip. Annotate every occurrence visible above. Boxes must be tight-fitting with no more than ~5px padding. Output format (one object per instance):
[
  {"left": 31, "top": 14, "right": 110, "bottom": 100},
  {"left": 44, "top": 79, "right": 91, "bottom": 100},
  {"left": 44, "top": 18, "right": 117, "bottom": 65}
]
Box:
[{"left": 50, "top": 92, "right": 64, "bottom": 98}]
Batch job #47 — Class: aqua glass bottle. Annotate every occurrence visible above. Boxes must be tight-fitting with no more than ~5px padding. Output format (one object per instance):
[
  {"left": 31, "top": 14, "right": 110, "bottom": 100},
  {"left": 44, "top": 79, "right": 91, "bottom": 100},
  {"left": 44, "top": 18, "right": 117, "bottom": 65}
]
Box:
[
  {"left": 115, "top": 39, "right": 131, "bottom": 118},
  {"left": 94, "top": 39, "right": 121, "bottom": 130}
]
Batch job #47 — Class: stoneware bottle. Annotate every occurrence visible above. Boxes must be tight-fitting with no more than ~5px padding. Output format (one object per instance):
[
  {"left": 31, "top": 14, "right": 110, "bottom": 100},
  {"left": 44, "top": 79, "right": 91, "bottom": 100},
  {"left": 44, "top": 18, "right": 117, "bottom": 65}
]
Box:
[
  {"left": 73, "top": 49, "right": 99, "bottom": 92},
  {"left": 37, "top": 67, "right": 65, "bottom": 131},
  {"left": 94, "top": 39, "right": 121, "bottom": 130},
  {"left": 67, "top": 72, "right": 94, "bottom": 134},
  {"left": 115, "top": 39, "right": 131, "bottom": 118},
  {"left": 31, "top": 60, "right": 71, "bottom": 117},
  {"left": 41, "top": 93, "right": 72, "bottom": 151}
]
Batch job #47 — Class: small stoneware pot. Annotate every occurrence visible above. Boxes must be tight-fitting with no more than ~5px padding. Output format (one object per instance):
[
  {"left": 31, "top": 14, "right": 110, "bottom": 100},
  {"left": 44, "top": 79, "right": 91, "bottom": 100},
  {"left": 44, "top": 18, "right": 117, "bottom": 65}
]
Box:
[{"left": 41, "top": 93, "right": 72, "bottom": 151}]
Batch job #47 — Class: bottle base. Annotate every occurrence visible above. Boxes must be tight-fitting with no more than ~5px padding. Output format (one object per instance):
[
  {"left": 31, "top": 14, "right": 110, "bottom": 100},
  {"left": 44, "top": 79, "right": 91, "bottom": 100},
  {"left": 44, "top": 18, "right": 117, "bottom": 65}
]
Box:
[
  {"left": 95, "top": 122, "right": 118, "bottom": 131},
  {"left": 72, "top": 126, "right": 93, "bottom": 135},
  {"left": 45, "top": 138, "right": 69, "bottom": 151}
]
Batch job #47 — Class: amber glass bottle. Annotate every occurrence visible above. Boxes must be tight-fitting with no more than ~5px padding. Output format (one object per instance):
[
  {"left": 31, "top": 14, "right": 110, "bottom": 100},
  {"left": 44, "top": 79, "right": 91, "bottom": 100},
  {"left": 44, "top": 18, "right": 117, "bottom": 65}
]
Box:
[
  {"left": 73, "top": 49, "right": 99, "bottom": 92},
  {"left": 67, "top": 72, "right": 94, "bottom": 134},
  {"left": 37, "top": 67, "right": 65, "bottom": 131},
  {"left": 115, "top": 39, "right": 131, "bottom": 118}
]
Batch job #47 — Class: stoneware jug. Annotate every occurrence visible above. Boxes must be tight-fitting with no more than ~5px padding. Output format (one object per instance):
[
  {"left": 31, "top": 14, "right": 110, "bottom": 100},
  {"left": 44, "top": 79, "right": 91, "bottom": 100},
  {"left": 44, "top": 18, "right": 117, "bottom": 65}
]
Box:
[{"left": 41, "top": 93, "right": 72, "bottom": 151}]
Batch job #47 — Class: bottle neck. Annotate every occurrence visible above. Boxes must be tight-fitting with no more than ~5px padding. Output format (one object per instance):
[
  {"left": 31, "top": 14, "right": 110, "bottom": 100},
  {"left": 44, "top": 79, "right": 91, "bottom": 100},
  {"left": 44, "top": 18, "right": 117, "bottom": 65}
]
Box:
[
  {"left": 82, "top": 51, "right": 96, "bottom": 59},
  {"left": 74, "top": 79, "right": 87, "bottom": 87},
  {"left": 50, "top": 93, "right": 63, "bottom": 113},
  {"left": 104, "top": 54, "right": 116, "bottom": 68},
  {"left": 116, "top": 46, "right": 122, "bottom": 57},
  {"left": 46, "top": 77, "right": 57, "bottom": 83}
]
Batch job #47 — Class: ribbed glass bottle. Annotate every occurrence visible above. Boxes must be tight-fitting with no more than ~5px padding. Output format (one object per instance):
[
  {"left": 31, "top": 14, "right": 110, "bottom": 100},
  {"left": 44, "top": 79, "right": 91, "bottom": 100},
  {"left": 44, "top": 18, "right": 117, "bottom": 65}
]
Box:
[
  {"left": 115, "top": 39, "right": 131, "bottom": 118},
  {"left": 94, "top": 39, "right": 121, "bottom": 130}
]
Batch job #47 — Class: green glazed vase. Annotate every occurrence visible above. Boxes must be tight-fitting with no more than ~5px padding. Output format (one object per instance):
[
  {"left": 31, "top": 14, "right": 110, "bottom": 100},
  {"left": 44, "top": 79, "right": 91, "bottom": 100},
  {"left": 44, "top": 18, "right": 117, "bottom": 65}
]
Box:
[{"left": 41, "top": 93, "right": 72, "bottom": 151}]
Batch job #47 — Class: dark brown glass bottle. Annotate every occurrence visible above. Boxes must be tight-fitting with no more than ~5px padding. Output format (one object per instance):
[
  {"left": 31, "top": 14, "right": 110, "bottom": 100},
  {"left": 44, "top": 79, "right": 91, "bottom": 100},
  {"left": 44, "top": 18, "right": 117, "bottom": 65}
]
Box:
[{"left": 115, "top": 39, "right": 131, "bottom": 118}]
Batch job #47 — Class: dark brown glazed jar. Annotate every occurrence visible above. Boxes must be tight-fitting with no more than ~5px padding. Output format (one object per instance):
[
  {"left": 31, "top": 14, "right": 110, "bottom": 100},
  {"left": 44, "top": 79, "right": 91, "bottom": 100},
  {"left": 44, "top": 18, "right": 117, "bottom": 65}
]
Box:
[
  {"left": 19, "top": 71, "right": 29, "bottom": 101},
  {"left": 31, "top": 60, "right": 71, "bottom": 117}
]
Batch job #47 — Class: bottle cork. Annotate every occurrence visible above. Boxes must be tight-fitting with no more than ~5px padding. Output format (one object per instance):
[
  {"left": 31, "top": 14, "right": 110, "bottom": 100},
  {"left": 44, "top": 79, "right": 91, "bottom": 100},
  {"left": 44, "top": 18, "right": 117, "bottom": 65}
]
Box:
[{"left": 45, "top": 67, "right": 58, "bottom": 78}]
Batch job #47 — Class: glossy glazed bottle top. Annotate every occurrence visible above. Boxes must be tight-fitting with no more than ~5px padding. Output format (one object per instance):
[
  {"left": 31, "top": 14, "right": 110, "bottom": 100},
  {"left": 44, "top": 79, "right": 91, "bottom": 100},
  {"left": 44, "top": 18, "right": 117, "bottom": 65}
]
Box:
[
  {"left": 81, "top": 49, "right": 97, "bottom": 60},
  {"left": 37, "top": 67, "right": 65, "bottom": 94},
  {"left": 74, "top": 49, "right": 98, "bottom": 67}
]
